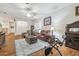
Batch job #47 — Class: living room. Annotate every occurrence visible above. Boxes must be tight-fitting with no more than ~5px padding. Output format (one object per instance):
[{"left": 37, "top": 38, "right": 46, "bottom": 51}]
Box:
[{"left": 0, "top": 3, "right": 79, "bottom": 56}]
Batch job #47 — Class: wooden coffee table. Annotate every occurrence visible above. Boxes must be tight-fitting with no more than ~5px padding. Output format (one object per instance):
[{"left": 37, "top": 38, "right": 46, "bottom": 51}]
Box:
[{"left": 25, "top": 35, "right": 37, "bottom": 44}]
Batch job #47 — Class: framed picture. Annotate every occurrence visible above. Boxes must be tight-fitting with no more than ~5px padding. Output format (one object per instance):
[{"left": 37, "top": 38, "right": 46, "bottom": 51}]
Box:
[
  {"left": 44, "top": 16, "right": 51, "bottom": 26},
  {"left": 76, "top": 6, "right": 79, "bottom": 16}
]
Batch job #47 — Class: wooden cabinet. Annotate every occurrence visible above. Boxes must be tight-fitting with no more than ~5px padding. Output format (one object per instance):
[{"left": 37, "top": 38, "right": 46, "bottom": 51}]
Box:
[{"left": 65, "top": 21, "right": 79, "bottom": 50}]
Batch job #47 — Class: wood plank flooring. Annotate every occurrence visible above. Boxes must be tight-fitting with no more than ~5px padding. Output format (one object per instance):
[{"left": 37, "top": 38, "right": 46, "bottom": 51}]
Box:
[
  {"left": 32, "top": 44, "right": 79, "bottom": 56},
  {"left": 0, "top": 33, "right": 15, "bottom": 56},
  {"left": 0, "top": 34, "right": 79, "bottom": 56}
]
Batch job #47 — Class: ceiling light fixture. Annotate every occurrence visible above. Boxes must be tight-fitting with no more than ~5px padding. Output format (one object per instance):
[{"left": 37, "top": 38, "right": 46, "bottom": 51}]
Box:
[
  {"left": 26, "top": 13, "right": 31, "bottom": 17},
  {"left": 25, "top": 3, "right": 32, "bottom": 11},
  {"left": 25, "top": 3, "right": 38, "bottom": 18}
]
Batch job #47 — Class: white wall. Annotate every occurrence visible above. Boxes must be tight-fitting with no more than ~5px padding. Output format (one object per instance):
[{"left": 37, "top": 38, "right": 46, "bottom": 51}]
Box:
[
  {"left": 0, "top": 15, "right": 15, "bottom": 33},
  {"left": 33, "top": 4, "right": 79, "bottom": 35},
  {"left": 52, "top": 4, "right": 79, "bottom": 34},
  {"left": 15, "top": 20, "right": 31, "bottom": 35},
  {"left": 0, "top": 14, "right": 32, "bottom": 35},
  {"left": 34, "top": 19, "right": 43, "bottom": 30}
]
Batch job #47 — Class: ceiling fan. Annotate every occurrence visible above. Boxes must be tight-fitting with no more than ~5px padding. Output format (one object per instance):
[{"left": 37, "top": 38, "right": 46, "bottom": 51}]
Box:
[
  {"left": 25, "top": 3, "right": 38, "bottom": 18},
  {"left": 25, "top": 3, "right": 32, "bottom": 11}
]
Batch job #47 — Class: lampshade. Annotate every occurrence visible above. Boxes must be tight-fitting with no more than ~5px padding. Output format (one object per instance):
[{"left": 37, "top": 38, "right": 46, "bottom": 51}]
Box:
[{"left": 51, "top": 27, "right": 54, "bottom": 30}]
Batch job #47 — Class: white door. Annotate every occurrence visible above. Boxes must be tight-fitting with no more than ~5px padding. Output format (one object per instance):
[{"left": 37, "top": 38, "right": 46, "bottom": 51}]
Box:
[{"left": 15, "top": 21, "right": 27, "bottom": 35}]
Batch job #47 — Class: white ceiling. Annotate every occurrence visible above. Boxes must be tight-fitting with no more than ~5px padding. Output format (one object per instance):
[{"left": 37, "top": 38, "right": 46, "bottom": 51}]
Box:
[{"left": 0, "top": 3, "right": 73, "bottom": 21}]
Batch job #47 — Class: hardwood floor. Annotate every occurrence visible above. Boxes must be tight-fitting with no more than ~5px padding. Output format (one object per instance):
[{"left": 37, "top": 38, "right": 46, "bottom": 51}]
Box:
[
  {"left": 32, "top": 45, "right": 79, "bottom": 56},
  {"left": 0, "top": 34, "right": 79, "bottom": 56},
  {"left": 15, "top": 35, "right": 23, "bottom": 39},
  {"left": 0, "top": 33, "right": 16, "bottom": 56}
]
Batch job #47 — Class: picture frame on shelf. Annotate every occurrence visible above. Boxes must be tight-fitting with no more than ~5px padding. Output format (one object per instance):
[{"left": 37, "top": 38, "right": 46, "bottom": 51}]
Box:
[{"left": 44, "top": 16, "right": 51, "bottom": 26}]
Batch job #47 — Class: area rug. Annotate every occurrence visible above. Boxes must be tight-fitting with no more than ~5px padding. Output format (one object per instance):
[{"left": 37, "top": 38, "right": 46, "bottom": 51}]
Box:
[{"left": 15, "top": 39, "right": 49, "bottom": 56}]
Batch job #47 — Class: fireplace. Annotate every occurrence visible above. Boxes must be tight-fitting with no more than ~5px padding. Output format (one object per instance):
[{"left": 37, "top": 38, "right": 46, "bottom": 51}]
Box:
[{"left": 65, "top": 21, "right": 79, "bottom": 50}]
